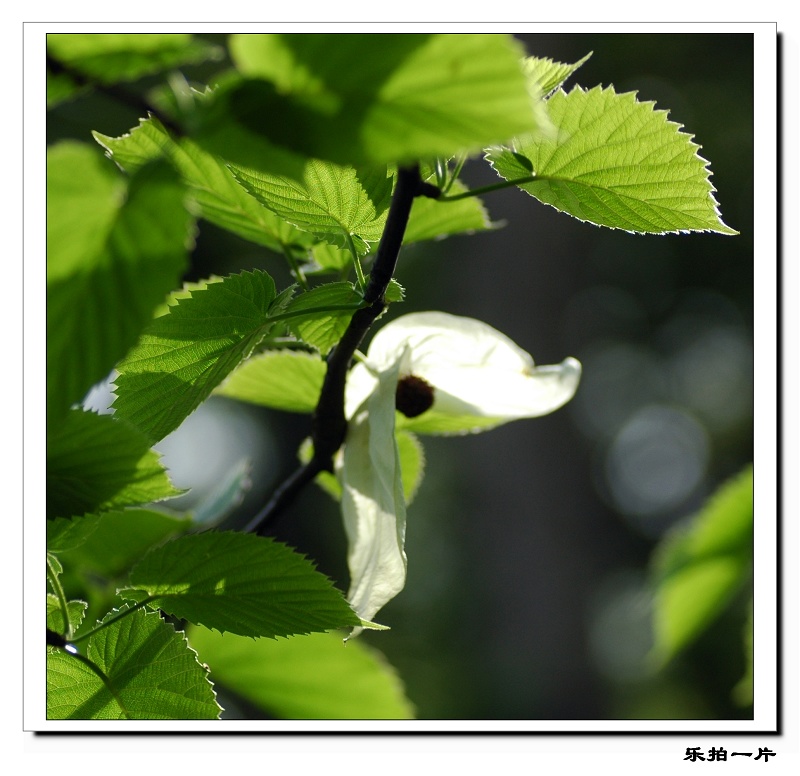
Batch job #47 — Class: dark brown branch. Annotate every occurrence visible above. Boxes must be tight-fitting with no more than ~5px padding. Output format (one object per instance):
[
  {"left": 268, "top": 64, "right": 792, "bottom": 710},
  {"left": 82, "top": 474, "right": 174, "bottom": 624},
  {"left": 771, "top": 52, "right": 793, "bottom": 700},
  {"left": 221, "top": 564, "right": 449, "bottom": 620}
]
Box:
[
  {"left": 242, "top": 459, "right": 325, "bottom": 534},
  {"left": 247, "top": 164, "right": 425, "bottom": 535}
]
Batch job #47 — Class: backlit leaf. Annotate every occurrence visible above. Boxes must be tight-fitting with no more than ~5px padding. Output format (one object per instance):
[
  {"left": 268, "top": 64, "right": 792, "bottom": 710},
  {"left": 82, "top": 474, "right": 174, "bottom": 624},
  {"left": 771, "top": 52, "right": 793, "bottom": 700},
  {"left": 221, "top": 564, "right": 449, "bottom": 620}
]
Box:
[
  {"left": 487, "top": 85, "right": 738, "bottom": 235},
  {"left": 188, "top": 627, "right": 414, "bottom": 719},
  {"left": 281, "top": 282, "right": 363, "bottom": 353},
  {"left": 195, "top": 33, "right": 540, "bottom": 167},
  {"left": 47, "top": 513, "right": 103, "bottom": 553},
  {"left": 120, "top": 531, "right": 361, "bottom": 638},
  {"left": 396, "top": 429, "right": 425, "bottom": 505},
  {"left": 47, "top": 594, "right": 87, "bottom": 637},
  {"left": 46, "top": 409, "right": 181, "bottom": 520},
  {"left": 54, "top": 508, "right": 192, "bottom": 579},
  {"left": 308, "top": 242, "right": 352, "bottom": 273},
  {"left": 112, "top": 270, "right": 277, "bottom": 442},
  {"left": 523, "top": 52, "right": 591, "bottom": 97},
  {"left": 47, "top": 142, "right": 192, "bottom": 429},
  {"left": 216, "top": 349, "right": 326, "bottom": 413},
  {"left": 47, "top": 605, "right": 220, "bottom": 719},
  {"left": 231, "top": 160, "right": 393, "bottom": 256},
  {"left": 46, "top": 66, "right": 85, "bottom": 107},
  {"left": 47, "top": 33, "right": 222, "bottom": 85},
  {"left": 94, "top": 117, "right": 313, "bottom": 254},
  {"left": 650, "top": 465, "right": 753, "bottom": 665}
]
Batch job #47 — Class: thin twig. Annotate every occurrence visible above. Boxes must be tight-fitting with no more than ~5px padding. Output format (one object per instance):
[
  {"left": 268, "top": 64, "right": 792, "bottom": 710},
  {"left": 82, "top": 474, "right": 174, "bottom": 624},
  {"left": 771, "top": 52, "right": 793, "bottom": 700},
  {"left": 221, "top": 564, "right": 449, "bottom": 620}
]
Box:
[{"left": 242, "top": 458, "right": 324, "bottom": 534}]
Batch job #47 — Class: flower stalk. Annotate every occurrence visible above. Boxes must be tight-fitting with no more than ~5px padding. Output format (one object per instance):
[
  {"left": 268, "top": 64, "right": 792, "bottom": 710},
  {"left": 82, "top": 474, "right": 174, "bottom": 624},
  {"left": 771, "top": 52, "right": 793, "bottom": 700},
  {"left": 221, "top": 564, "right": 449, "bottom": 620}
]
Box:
[{"left": 341, "top": 312, "right": 581, "bottom": 624}]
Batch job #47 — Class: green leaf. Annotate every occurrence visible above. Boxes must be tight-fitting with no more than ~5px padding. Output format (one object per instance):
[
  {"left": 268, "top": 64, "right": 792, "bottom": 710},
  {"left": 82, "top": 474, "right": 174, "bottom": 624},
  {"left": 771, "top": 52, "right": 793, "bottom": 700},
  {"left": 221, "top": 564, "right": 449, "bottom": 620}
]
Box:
[
  {"left": 216, "top": 350, "right": 326, "bottom": 413},
  {"left": 396, "top": 429, "right": 425, "bottom": 505},
  {"left": 487, "top": 85, "right": 738, "bottom": 235},
  {"left": 308, "top": 242, "right": 352, "bottom": 273},
  {"left": 47, "top": 652, "right": 101, "bottom": 718},
  {"left": 47, "top": 142, "right": 192, "bottom": 429},
  {"left": 153, "top": 275, "right": 224, "bottom": 318},
  {"left": 650, "top": 466, "right": 753, "bottom": 666},
  {"left": 47, "top": 594, "right": 88, "bottom": 636},
  {"left": 523, "top": 52, "right": 591, "bottom": 97},
  {"left": 91, "top": 118, "right": 166, "bottom": 173},
  {"left": 112, "top": 270, "right": 277, "bottom": 443},
  {"left": 281, "top": 282, "right": 363, "bottom": 353},
  {"left": 46, "top": 65, "right": 85, "bottom": 107},
  {"left": 93, "top": 117, "right": 314, "bottom": 254},
  {"left": 47, "top": 513, "right": 103, "bottom": 553},
  {"left": 654, "top": 466, "right": 754, "bottom": 577},
  {"left": 120, "top": 531, "right": 361, "bottom": 638},
  {"left": 46, "top": 33, "right": 222, "bottom": 85},
  {"left": 188, "top": 626, "right": 414, "bottom": 719},
  {"left": 405, "top": 178, "right": 494, "bottom": 244},
  {"left": 54, "top": 508, "right": 192, "bottom": 579},
  {"left": 211, "top": 33, "right": 540, "bottom": 167},
  {"left": 230, "top": 160, "right": 393, "bottom": 256},
  {"left": 384, "top": 279, "right": 405, "bottom": 303},
  {"left": 46, "top": 409, "right": 182, "bottom": 520},
  {"left": 47, "top": 552, "right": 63, "bottom": 578},
  {"left": 46, "top": 605, "right": 220, "bottom": 719},
  {"left": 396, "top": 409, "right": 502, "bottom": 436}
]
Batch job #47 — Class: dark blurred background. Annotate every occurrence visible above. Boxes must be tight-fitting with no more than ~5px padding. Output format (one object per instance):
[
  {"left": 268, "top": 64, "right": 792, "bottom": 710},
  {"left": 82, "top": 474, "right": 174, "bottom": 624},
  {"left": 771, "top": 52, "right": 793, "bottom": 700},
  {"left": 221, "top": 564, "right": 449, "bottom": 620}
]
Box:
[{"left": 50, "top": 32, "right": 755, "bottom": 720}]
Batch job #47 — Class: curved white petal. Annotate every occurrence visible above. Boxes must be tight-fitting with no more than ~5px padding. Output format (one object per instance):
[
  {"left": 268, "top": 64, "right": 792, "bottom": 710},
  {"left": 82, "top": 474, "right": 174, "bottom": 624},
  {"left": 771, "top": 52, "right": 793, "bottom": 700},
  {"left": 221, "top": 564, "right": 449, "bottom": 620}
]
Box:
[
  {"left": 345, "top": 340, "right": 413, "bottom": 421},
  {"left": 341, "top": 357, "right": 407, "bottom": 627},
  {"left": 364, "top": 312, "right": 535, "bottom": 375},
  {"left": 421, "top": 356, "right": 581, "bottom": 417},
  {"left": 345, "top": 362, "right": 379, "bottom": 420},
  {"left": 402, "top": 356, "right": 582, "bottom": 434},
  {"left": 361, "top": 312, "right": 582, "bottom": 434}
]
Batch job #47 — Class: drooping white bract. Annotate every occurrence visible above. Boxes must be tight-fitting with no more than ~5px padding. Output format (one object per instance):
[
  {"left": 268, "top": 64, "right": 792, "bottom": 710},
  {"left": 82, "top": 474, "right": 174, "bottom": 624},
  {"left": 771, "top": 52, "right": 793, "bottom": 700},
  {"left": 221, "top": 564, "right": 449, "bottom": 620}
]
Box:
[{"left": 341, "top": 311, "right": 582, "bottom": 628}]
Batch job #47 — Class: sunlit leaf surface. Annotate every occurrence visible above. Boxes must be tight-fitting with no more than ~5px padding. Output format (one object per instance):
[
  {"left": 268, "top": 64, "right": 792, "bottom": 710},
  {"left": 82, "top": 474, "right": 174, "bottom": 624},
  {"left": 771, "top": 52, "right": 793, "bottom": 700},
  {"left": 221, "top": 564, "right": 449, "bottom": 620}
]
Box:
[
  {"left": 113, "top": 270, "right": 277, "bottom": 442},
  {"left": 196, "top": 33, "right": 540, "bottom": 167},
  {"left": 47, "top": 605, "right": 220, "bottom": 719},
  {"left": 488, "top": 86, "right": 738, "bottom": 234},
  {"left": 47, "top": 142, "right": 191, "bottom": 428},
  {"left": 650, "top": 466, "right": 753, "bottom": 665},
  {"left": 46, "top": 410, "right": 181, "bottom": 520},
  {"left": 189, "top": 627, "right": 414, "bottom": 719},
  {"left": 120, "top": 531, "right": 360, "bottom": 638}
]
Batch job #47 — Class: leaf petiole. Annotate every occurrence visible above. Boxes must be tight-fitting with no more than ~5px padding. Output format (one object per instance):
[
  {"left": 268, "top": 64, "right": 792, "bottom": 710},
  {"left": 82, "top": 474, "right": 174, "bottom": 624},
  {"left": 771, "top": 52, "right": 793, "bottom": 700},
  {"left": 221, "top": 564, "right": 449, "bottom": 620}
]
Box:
[
  {"left": 436, "top": 173, "right": 538, "bottom": 202},
  {"left": 46, "top": 554, "right": 73, "bottom": 640},
  {"left": 343, "top": 231, "right": 367, "bottom": 291},
  {"left": 266, "top": 301, "right": 367, "bottom": 325},
  {"left": 442, "top": 153, "right": 467, "bottom": 195},
  {"left": 69, "top": 597, "right": 154, "bottom": 644}
]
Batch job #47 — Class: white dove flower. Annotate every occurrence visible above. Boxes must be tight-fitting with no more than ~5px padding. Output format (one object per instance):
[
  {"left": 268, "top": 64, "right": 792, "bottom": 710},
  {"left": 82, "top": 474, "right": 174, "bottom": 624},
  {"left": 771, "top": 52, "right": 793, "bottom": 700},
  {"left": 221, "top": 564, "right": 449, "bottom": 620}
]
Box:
[{"left": 340, "top": 311, "right": 582, "bottom": 629}]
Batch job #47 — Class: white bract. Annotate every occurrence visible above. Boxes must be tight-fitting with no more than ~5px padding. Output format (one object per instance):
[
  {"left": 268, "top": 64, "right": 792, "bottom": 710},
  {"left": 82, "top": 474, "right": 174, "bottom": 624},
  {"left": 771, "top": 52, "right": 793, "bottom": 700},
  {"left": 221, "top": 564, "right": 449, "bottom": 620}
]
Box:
[{"left": 340, "top": 311, "right": 581, "bottom": 629}]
